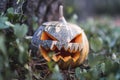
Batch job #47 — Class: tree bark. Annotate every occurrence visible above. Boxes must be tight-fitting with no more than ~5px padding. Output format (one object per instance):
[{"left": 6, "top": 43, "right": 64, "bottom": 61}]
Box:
[
  {"left": 0, "top": 0, "right": 63, "bottom": 35},
  {"left": 24, "top": 0, "right": 63, "bottom": 35},
  {"left": 0, "top": 0, "right": 8, "bottom": 12}
]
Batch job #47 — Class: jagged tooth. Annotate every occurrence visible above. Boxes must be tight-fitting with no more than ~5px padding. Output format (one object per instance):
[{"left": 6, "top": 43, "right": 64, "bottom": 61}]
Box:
[
  {"left": 74, "top": 43, "right": 79, "bottom": 52},
  {"left": 68, "top": 43, "right": 72, "bottom": 47},
  {"left": 50, "top": 41, "right": 57, "bottom": 50},
  {"left": 52, "top": 54, "right": 60, "bottom": 62},
  {"left": 72, "top": 55, "right": 79, "bottom": 62},
  {"left": 52, "top": 55, "right": 57, "bottom": 62},
  {"left": 78, "top": 43, "right": 83, "bottom": 52},
  {"left": 72, "top": 52, "right": 80, "bottom": 62},
  {"left": 61, "top": 56, "right": 72, "bottom": 62},
  {"left": 58, "top": 46, "right": 62, "bottom": 50},
  {"left": 58, "top": 56, "right": 62, "bottom": 61},
  {"left": 50, "top": 43, "right": 54, "bottom": 50},
  {"left": 53, "top": 41, "right": 57, "bottom": 45},
  {"left": 78, "top": 44, "right": 81, "bottom": 51},
  {"left": 64, "top": 43, "right": 69, "bottom": 51},
  {"left": 75, "top": 43, "right": 79, "bottom": 52},
  {"left": 70, "top": 44, "right": 75, "bottom": 53},
  {"left": 73, "top": 43, "right": 79, "bottom": 52},
  {"left": 64, "top": 56, "right": 72, "bottom": 62},
  {"left": 56, "top": 42, "right": 62, "bottom": 50},
  {"left": 68, "top": 43, "right": 72, "bottom": 53}
]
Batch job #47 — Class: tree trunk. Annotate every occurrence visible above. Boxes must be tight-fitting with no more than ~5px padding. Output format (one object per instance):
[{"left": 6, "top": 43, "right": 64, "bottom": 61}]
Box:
[
  {"left": 0, "top": 0, "right": 63, "bottom": 35},
  {"left": 24, "top": 0, "right": 63, "bottom": 35}
]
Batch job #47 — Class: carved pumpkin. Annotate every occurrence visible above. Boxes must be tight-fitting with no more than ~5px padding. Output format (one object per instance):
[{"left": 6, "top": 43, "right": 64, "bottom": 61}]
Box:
[{"left": 32, "top": 6, "right": 89, "bottom": 69}]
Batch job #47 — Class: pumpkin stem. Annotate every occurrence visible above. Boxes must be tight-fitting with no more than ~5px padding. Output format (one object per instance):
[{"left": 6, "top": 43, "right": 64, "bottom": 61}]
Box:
[
  {"left": 59, "top": 5, "right": 63, "bottom": 18},
  {"left": 59, "top": 5, "right": 67, "bottom": 24}
]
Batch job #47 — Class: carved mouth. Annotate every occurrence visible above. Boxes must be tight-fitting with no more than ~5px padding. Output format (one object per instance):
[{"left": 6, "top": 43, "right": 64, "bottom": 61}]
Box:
[{"left": 39, "top": 41, "right": 83, "bottom": 62}]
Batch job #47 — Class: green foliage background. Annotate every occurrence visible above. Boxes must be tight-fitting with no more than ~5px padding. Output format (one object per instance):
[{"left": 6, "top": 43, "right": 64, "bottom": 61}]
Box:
[
  {"left": 78, "top": 18, "right": 120, "bottom": 80},
  {"left": 0, "top": 0, "right": 120, "bottom": 80},
  {"left": 0, "top": 7, "right": 30, "bottom": 80}
]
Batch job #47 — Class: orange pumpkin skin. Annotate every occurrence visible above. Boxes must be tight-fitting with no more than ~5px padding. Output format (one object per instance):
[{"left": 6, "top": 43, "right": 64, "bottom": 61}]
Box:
[{"left": 31, "top": 6, "right": 89, "bottom": 69}]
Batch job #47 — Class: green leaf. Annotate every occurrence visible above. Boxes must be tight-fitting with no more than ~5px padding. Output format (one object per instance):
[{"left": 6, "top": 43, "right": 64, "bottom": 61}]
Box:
[
  {"left": 88, "top": 53, "right": 104, "bottom": 67},
  {"left": 107, "top": 74, "right": 116, "bottom": 80},
  {"left": 0, "top": 74, "right": 3, "bottom": 80},
  {"left": 0, "top": 56, "right": 3, "bottom": 71},
  {"left": 33, "top": 22, "right": 38, "bottom": 31},
  {"left": 50, "top": 71, "right": 63, "bottom": 80},
  {"left": 92, "top": 67, "right": 99, "bottom": 78},
  {"left": 100, "top": 63, "right": 105, "bottom": 73},
  {"left": 112, "top": 27, "right": 120, "bottom": 39},
  {"left": 7, "top": 8, "right": 14, "bottom": 14},
  {"left": 75, "top": 67, "right": 81, "bottom": 79},
  {"left": 47, "top": 61, "right": 55, "bottom": 71},
  {"left": 75, "top": 67, "right": 85, "bottom": 80},
  {"left": 90, "top": 37, "right": 103, "bottom": 52},
  {"left": 0, "top": 35, "right": 6, "bottom": 54},
  {"left": 54, "top": 65, "right": 60, "bottom": 72},
  {"left": 116, "top": 72, "right": 120, "bottom": 80},
  {"left": 14, "top": 24, "right": 28, "bottom": 38},
  {"left": 0, "top": 17, "right": 9, "bottom": 29},
  {"left": 48, "top": 65, "right": 63, "bottom": 80},
  {"left": 5, "top": 21, "right": 14, "bottom": 27}
]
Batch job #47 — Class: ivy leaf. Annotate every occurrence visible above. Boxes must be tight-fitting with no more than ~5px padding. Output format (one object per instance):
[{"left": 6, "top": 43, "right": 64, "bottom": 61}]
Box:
[
  {"left": 90, "top": 37, "right": 103, "bottom": 52},
  {"left": 0, "top": 56, "right": 3, "bottom": 71},
  {"left": 49, "top": 65, "right": 63, "bottom": 80},
  {"left": 75, "top": 67, "right": 85, "bottom": 80},
  {"left": 75, "top": 67, "right": 81, "bottom": 79},
  {"left": 0, "top": 35, "right": 6, "bottom": 54},
  {"left": 92, "top": 67, "right": 99, "bottom": 78},
  {"left": 13, "top": 24, "right": 28, "bottom": 38},
  {"left": 0, "top": 17, "right": 9, "bottom": 29},
  {"left": 112, "top": 27, "right": 120, "bottom": 39},
  {"left": 5, "top": 21, "right": 14, "bottom": 27},
  {"left": 100, "top": 63, "right": 105, "bottom": 73},
  {"left": 7, "top": 8, "right": 14, "bottom": 14}
]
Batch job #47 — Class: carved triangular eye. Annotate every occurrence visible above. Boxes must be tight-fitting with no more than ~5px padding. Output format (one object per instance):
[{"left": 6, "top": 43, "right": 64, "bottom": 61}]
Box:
[
  {"left": 41, "top": 31, "right": 58, "bottom": 41},
  {"left": 70, "top": 34, "right": 82, "bottom": 43}
]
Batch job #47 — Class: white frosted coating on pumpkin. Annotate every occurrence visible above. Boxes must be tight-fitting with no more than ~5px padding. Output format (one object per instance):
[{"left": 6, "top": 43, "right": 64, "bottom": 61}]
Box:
[
  {"left": 43, "top": 22, "right": 82, "bottom": 43},
  {"left": 31, "top": 19, "right": 89, "bottom": 69},
  {"left": 55, "top": 26, "right": 61, "bottom": 32}
]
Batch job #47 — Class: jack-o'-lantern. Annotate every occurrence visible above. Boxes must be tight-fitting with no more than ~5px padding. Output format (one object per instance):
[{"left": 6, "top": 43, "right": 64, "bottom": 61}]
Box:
[{"left": 32, "top": 6, "right": 89, "bottom": 69}]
